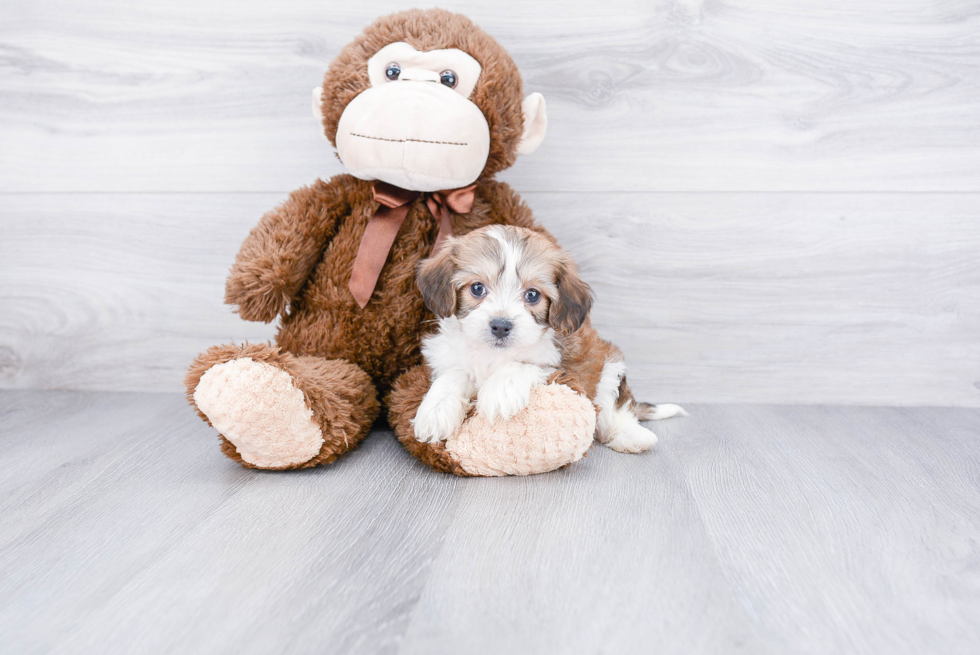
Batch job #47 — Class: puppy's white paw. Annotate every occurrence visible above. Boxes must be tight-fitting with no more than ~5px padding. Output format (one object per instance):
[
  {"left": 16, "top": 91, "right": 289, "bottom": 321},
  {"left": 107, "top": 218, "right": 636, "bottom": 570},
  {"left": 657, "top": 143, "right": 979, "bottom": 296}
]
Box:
[
  {"left": 605, "top": 423, "right": 659, "bottom": 454},
  {"left": 413, "top": 389, "right": 468, "bottom": 443},
  {"left": 476, "top": 375, "right": 532, "bottom": 423}
]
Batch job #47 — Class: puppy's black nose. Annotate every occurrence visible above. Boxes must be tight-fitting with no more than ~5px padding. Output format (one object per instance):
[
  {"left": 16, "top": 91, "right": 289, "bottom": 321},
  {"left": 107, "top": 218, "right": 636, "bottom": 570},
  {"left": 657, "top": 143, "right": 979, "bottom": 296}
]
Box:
[{"left": 489, "top": 318, "right": 513, "bottom": 339}]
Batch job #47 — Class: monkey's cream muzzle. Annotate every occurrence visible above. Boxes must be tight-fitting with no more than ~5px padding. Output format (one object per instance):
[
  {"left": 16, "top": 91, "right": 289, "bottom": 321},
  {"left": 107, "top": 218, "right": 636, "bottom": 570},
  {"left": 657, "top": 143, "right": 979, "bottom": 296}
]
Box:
[{"left": 335, "top": 81, "right": 491, "bottom": 192}]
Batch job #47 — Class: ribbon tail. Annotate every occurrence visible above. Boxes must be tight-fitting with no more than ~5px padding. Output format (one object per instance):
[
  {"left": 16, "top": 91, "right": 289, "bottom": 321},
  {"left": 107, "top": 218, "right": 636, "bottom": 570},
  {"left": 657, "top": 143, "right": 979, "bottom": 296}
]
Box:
[
  {"left": 349, "top": 204, "right": 411, "bottom": 308},
  {"left": 431, "top": 204, "right": 454, "bottom": 255}
]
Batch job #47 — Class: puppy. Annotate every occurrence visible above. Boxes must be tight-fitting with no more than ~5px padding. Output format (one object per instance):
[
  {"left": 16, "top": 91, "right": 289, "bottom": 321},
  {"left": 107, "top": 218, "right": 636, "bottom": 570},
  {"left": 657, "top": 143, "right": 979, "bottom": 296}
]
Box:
[{"left": 411, "top": 224, "right": 685, "bottom": 453}]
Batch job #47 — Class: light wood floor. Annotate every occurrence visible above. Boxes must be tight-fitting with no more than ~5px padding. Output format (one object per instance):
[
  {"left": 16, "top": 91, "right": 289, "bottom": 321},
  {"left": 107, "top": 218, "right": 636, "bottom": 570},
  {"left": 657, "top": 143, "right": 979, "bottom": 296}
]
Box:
[{"left": 2, "top": 391, "right": 978, "bottom": 654}]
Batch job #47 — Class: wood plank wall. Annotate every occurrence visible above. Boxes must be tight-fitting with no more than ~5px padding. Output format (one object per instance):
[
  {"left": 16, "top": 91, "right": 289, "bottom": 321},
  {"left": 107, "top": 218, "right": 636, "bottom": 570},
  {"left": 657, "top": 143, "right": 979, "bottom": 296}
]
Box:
[{"left": 1, "top": 0, "right": 978, "bottom": 405}]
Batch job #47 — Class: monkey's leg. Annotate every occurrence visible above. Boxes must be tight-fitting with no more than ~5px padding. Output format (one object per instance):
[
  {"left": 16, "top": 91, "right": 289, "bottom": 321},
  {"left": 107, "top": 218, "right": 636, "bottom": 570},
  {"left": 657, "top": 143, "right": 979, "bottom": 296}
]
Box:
[
  {"left": 387, "top": 365, "right": 595, "bottom": 477},
  {"left": 186, "top": 343, "right": 379, "bottom": 470}
]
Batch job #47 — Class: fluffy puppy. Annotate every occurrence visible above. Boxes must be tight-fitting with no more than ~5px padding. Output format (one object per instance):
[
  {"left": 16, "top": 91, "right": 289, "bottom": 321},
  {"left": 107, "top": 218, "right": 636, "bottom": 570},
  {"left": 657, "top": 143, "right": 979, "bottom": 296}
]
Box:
[{"left": 412, "top": 225, "right": 685, "bottom": 453}]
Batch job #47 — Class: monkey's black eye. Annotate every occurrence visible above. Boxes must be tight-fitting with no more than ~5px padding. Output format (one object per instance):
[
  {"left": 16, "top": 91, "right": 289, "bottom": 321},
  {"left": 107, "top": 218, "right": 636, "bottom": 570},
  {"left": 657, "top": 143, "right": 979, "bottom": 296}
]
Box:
[
  {"left": 440, "top": 70, "right": 458, "bottom": 89},
  {"left": 385, "top": 63, "right": 401, "bottom": 81},
  {"left": 524, "top": 289, "right": 541, "bottom": 305},
  {"left": 470, "top": 282, "right": 486, "bottom": 298}
]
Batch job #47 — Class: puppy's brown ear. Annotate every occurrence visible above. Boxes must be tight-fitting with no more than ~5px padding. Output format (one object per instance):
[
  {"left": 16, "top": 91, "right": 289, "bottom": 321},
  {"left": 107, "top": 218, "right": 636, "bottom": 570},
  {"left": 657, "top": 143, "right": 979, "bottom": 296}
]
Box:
[
  {"left": 548, "top": 258, "right": 594, "bottom": 335},
  {"left": 417, "top": 246, "right": 458, "bottom": 318}
]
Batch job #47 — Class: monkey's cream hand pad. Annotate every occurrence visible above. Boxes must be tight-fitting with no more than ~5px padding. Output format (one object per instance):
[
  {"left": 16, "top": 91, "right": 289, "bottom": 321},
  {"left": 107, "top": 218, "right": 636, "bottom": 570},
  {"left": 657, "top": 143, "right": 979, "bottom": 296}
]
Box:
[
  {"left": 445, "top": 384, "right": 596, "bottom": 476},
  {"left": 194, "top": 358, "right": 324, "bottom": 469}
]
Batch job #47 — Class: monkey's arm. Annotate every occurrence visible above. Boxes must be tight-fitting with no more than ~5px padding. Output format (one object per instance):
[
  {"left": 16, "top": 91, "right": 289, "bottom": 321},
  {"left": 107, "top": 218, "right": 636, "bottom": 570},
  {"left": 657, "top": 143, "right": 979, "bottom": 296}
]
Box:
[{"left": 225, "top": 177, "right": 351, "bottom": 322}]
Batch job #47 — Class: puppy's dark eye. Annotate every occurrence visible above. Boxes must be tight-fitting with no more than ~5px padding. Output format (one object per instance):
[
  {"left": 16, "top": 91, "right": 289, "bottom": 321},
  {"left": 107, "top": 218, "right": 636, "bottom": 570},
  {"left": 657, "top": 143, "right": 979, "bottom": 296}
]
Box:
[
  {"left": 470, "top": 282, "right": 487, "bottom": 298},
  {"left": 524, "top": 289, "right": 541, "bottom": 304},
  {"left": 440, "top": 70, "right": 458, "bottom": 89},
  {"left": 385, "top": 63, "right": 401, "bottom": 81}
]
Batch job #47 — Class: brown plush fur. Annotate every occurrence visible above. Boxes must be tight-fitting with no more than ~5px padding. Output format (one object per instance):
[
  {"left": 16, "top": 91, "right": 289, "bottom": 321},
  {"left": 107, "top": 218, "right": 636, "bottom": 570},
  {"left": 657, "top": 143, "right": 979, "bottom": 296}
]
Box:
[
  {"left": 386, "top": 365, "right": 473, "bottom": 476},
  {"left": 230, "top": 176, "right": 550, "bottom": 393},
  {"left": 185, "top": 342, "right": 379, "bottom": 470},
  {"left": 186, "top": 8, "right": 578, "bottom": 472}
]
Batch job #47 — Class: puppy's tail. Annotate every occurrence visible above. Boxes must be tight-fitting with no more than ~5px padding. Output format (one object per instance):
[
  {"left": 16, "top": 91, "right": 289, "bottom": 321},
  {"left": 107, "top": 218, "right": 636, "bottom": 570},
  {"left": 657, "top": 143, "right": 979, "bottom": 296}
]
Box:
[{"left": 633, "top": 402, "right": 688, "bottom": 421}]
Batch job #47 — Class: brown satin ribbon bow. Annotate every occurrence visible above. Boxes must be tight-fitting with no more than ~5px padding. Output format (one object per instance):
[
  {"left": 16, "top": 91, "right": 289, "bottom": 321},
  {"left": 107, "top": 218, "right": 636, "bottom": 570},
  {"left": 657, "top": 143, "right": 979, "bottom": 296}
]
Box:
[{"left": 348, "top": 180, "right": 476, "bottom": 309}]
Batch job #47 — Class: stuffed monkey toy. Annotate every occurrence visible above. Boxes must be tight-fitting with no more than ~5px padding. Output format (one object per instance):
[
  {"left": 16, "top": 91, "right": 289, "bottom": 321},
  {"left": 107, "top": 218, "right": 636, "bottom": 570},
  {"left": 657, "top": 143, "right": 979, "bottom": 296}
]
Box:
[{"left": 186, "top": 9, "right": 597, "bottom": 475}]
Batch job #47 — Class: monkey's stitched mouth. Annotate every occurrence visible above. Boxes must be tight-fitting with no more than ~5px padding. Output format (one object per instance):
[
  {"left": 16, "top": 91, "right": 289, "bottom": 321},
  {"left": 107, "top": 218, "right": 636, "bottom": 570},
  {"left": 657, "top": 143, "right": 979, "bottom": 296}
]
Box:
[{"left": 350, "top": 132, "right": 468, "bottom": 147}]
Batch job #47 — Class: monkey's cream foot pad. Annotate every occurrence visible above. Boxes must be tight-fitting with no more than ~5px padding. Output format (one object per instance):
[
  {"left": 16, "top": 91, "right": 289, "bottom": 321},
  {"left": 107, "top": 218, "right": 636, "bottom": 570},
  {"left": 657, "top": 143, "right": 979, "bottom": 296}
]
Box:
[
  {"left": 193, "top": 358, "right": 323, "bottom": 468},
  {"left": 446, "top": 384, "right": 596, "bottom": 476}
]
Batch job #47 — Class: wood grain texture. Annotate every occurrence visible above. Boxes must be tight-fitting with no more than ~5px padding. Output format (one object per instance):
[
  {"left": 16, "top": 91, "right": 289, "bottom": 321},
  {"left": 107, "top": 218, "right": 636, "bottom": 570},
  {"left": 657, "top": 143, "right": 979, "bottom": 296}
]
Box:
[
  {"left": 1, "top": 0, "right": 979, "bottom": 193},
  {"left": 2, "top": 192, "right": 977, "bottom": 406},
  {"left": 671, "top": 405, "right": 980, "bottom": 654},
  {"left": 1, "top": 391, "right": 979, "bottom": 654},
  {"left": 1, "top": 1, "right": 978, "bottom": 403},
  {"left": 0, "top": 193, "right": 279, "bottom": 392}
]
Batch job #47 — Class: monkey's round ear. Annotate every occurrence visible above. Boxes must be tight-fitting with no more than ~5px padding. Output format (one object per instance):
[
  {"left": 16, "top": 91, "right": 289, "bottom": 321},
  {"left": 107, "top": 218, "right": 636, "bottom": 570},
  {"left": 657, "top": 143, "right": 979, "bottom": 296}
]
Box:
[
  {"left": 311, "top": 86, "right": 324, "bottom": 126},
  {"left": 517, "top": 93, "right": 548, "bottom": 156}
]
